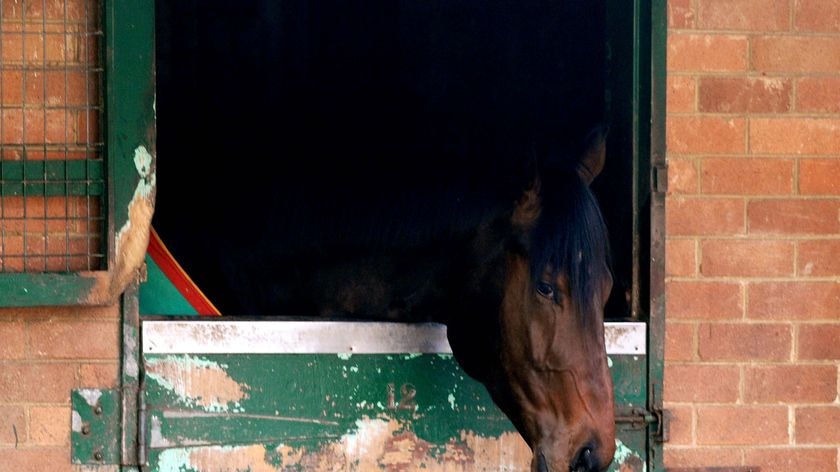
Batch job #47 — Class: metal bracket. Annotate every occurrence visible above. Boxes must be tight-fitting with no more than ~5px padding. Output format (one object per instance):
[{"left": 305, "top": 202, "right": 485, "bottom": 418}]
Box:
[
  {"left": 71, "top": 389, "right": 120, "bottom": 465},
  {"left": 652, "top": 163, "right": 668, "bottom": 194},
  {"left": 653, "top": 406, "right": 670, "bottom": 443}
]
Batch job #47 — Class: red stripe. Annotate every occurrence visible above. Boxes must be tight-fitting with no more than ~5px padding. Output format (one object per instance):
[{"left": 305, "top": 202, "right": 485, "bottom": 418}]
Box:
[{"left": 147, "top": 228, "right": 222, "bottom": 316}]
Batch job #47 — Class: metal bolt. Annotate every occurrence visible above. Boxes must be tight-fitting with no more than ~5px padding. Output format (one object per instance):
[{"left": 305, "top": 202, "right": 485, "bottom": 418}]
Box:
[
  {"left": 93, "top": 405, "right": 103, "bottom": 415},
  {"left": 81, "top": 424, "right": 91, "bottom": 435},
  {"left": 93, "top": 451, "right": 103, "bottom": 461}
]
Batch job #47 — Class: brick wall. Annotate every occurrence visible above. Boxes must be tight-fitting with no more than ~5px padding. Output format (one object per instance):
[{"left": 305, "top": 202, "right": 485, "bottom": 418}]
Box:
[
  {"left": 0, "top": 306, "right": 120, "bottom": 472},
  {"left": 664, "top": 0, "right": 840, "bottom": 470},
  {"left": 0, "top": 2, "right": 117, "bottom": 470}
]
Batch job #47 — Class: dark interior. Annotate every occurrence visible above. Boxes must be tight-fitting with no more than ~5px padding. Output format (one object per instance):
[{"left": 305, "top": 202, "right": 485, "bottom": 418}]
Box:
[{"left": 153, "top": 0, "right": 639, "bottom": 320}]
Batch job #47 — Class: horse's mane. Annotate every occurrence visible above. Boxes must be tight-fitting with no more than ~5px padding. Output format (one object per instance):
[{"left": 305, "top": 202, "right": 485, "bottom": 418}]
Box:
[{"left": 530, "top": 167, "right": 611, "bottom": 328}]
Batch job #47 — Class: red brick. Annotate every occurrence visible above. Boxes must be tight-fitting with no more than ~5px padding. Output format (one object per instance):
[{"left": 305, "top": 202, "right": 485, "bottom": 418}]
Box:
[
  {"left": 701, "top": 158, "right": 793, "bottom": 195},
  {"left": 697, "top": 0, "right": 789, "bottom": 30},
  {"left": 664, "top": 405, "right": 693, "bottom": 445},
  {"left": 667, "top": 76, "right": 696, "bottom": 113},
  {"left": 0, "top": 406, "right": 25, "bottom": 445},
  {"left": 798, "top": 324, "right": 840, "bottom": 360},
  {"left": 79, "top": 363, "right": 118, "bottom": 388},
  {"left": 698, "top": 323, "right": 791, "bottom": 361},
  {"left": 667, "top": 116, "right": 746, "bottom": 155},
  {"left": 667, "top": 197, "right": 745, "bottom": 236},
  {"left": 1, "top": 108, "right": 78, "bottom": 145},
  {"left": 667, "top": 158, "right": 698, "bottom": 195},
  {"left": 0, "top": 320, "right": 26, "bottom": 359},
  {"left": 799, "top": 240, "right": 840, "bottom": 276},
  {"left": 0, "top": 363, "right": 77, "bottom": 403},
  {"left": 751, "top": 118, "right": 840, "bottom": 155},
  {"left": 77, "top": 108, "right": 102, "bottom": 145},
  {"left": 744, "top": 448, "right": 838, "bottom": 472},
  {"left": 664, "top": 448, "right": 743, "bottom": 469},
  {"left": 1, "top": 0, "right": 89, "bottom": 21},
  {"left": 748, "top": 199, "right": 840, "bottom": 235},
  {"left": 797, "top": 78, "right": 840, "bottom": 113},
  {"left": 795, "top": 0, "right": 840, "bottom": 32},
  {"left": 702, "top": 240, "right": 794, "bottom": 277},
  {"left": 665, "top": 322, "right": 696, "bottom": 361},
  {"left": 749, "top": 282, "right": 840, "bottom": 320},
  {"left": 666, "top": 239, "right": 696, "bottom": 277},
  {"left": 752, "top": 36, "right": 840, "bottom": 73},
  {"left": 29, "top": 318, "right": 118, "bottom": 359},
  {"left": 0, "top": 448, "right": 71, "bottom": 472},
  {"left": 668, "top": 34, "right": 749, "bottom": 72},
  {"left": 697, "top": 406, "right": 789, "bottom": 445},
  {"left": 745, "top": 365, "right": 838, "bottom": 403},
  {"left": 665, "top": 365, "right": 740, "bottom": 403},
  {"left": 0, "top": 25, "right": 84, "bottom": 66},
  {"left": 797, "top": 407, "right": 840, "bottom": 444},
  {"left": 801, "top": 159, "right": 840, "bottom": 195},
  {"left": 667, "top": 281, "right": 743, "bottom": 320},
  {"left": 668, "top": 0, "right": 696, "bottom": 29},
  {"left": 0, "top": 70, "right": 91, "bottom": 107},
  {"left": 29, "top": 406, "right": 70, "bottom": 446},
  {"left": 699, "top": 77, "right": 792, "bottom": 113}
]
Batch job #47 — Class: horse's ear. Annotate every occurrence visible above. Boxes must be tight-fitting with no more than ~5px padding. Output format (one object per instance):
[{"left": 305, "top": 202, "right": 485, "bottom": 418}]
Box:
[{"left": 577, "top": 126, "right": 607, "bottom": 185}]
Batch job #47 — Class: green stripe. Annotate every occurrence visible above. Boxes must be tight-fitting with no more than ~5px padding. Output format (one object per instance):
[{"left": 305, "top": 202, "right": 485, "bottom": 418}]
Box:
[{"left": 0, "top": 160, "right": 105, "bottom": 196}]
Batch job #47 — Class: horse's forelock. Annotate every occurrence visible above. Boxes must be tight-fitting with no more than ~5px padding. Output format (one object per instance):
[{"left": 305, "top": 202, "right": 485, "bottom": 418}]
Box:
[{"left": 529, "top": 171, "right": 611, "bottom": 326}]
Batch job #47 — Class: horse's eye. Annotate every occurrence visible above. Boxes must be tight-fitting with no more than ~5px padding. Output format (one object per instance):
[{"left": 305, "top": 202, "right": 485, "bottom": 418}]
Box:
[{"left": 536, "top": 282, "right": 555, "bottom": 299}]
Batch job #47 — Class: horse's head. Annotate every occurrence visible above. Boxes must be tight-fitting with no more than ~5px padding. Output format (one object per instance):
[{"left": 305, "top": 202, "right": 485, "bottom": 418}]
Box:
[{"left": 467, "top": 130, "right": 616, "bottom": 472}]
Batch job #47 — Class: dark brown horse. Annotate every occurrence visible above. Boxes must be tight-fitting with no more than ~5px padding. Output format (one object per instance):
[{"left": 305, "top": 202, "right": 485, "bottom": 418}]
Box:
[{"left": 153, "top": 1, "right": 615, "bottom": 469}]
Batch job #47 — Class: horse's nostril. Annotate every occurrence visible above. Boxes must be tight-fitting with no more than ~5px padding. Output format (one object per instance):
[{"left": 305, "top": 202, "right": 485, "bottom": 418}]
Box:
[{"left": 570, "top": 447, "right": 598, "bottom": 472}]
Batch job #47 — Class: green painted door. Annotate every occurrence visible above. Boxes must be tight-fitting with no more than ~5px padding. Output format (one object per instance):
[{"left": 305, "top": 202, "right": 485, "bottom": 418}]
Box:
[{"left": 138, "top": 320, "right": 651, "bottom": 471}]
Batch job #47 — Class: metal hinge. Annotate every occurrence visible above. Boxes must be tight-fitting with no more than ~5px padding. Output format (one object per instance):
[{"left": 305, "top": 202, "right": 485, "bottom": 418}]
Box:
[
  {"left": 71, "top": 389, "right": 120, "bottom": 465},
  {"left": 652, "top": 163, "right": 668, "bottom": 194}
]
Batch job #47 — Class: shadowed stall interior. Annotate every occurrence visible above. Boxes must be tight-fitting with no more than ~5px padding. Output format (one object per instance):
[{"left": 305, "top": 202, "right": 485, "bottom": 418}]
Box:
[{"left": 153, "top": 0, "right": 634, "bottom": 320}]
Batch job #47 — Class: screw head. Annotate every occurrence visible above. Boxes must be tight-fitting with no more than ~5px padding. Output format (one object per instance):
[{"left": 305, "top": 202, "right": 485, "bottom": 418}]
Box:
[
  {"left": 93, "top": 451, "right": 103, "bottom": 461},
  {"left": 93, "top": 406, "right": 103, "bottom": 415},
  {"left": 81, "top": 424, "right": 91, "bottom": 435}
]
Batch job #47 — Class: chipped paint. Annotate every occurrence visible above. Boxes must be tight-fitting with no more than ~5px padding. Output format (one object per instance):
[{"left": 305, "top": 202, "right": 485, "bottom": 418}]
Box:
[
  {"left": 86, "top": 145, "right": 156, "bottom": 304},
  {"left": 71, "top": 410, "right": 83, "bottom": 433},
  {"left": 614, "top": 438, "right": 646, "bottom": 472},
  {"left": 337, "top": 353, "right": 353, "bottom": 360},
  {"left": 143, "top": 353, "right": 649, "bottom": 471},
  {"left": 145, "top": 355, "right": 249, "bottom": 411},
  {"left": 78, "top": 389, "right": 103, "bottom": 407},
  {"left": 152, "top": 418, "right": 532, "bottom": 472},
  {"left": 123, "top": 324, "right": 140, "bottom": 378}
]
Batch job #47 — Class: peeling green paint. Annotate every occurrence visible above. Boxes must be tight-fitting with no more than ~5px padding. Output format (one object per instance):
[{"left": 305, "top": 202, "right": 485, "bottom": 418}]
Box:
[
  {"left": 156, "top": 448, "right": 192, "bottom": 472},
  {"left": 133, "top": 145, "right": 155, "bottom": 198},
  {"left": 144, "top": 353, "right": 649, "bottom": 471},
  {"left": 145, "top": 355, "right": 248, "bottom": 413},
  {"left": 614, "top": 438, "right": 646, "bottom": 472}
]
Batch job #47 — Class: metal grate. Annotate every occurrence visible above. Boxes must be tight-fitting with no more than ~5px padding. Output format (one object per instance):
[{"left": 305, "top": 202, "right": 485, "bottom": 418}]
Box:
[{"left": 0, "top": 0, "right": 105, "bottom": 273}]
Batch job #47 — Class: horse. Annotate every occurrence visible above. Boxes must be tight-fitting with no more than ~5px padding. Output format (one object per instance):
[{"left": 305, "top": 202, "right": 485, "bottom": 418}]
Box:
[{"left": 153, "top": 1, "right": 615, "bottom": 470}]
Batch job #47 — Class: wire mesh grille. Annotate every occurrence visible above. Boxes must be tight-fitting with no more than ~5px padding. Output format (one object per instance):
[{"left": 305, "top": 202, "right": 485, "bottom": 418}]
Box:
[{"left": 0, "top": 0, "right": 105, "bottom": 273}]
